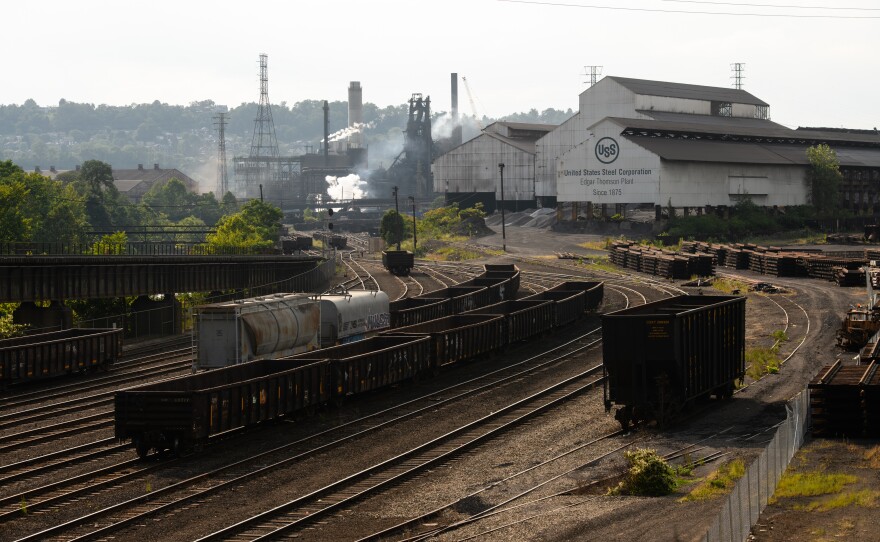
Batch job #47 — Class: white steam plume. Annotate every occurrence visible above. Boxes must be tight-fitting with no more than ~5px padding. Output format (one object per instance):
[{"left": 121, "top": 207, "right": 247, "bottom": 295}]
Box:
[{"left": 326, "top": 173, "right": 367, "bottom": 201}]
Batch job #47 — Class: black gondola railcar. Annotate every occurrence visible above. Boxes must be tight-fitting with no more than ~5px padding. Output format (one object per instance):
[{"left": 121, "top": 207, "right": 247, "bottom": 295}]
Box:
[
  {"left": 115, "top": 359, "right": 331, "bottom": 457},
  {"left": 521, "top": 289, "right": 587, "bottom": 327},
  {"left": 547, "top": 281, "right": 605, "bottom": 313},
  {"left": 116, "top": 273, "right": 601, "bottom": 458},
  {"left": 384, "top": 314, "right": 505, "bottom": 367},
  {"left": 602, "top": 295, "right": 745, "bottom": 429},
  {"left": 286, "top": 335, "right": 432, "bottom": 396},
  {"left": 389, "top": 297, "right": 451, "bottom": 328},
  {"left": 464, "top": 299, "right": 555, "bottom": 344},
  {"left": 1, "top": 328, "right": 123, "bottom": 387},
  {"left": 382, "top": 250, "right": 415, "bottom": 276}
]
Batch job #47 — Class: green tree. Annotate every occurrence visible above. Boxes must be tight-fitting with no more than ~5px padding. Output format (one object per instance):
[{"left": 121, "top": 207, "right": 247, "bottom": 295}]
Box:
[
  {"left": 380, "top": 209, "right": 405, "bottom": 248},
  {"left": 206, "top": 200, "right": 282, "bottom": 250},
  {"left": 142, "top": 178, "right": 193, "bottom": 222},
  {"left": 807, "top": 144, "right": 842, "bottom": 214}
]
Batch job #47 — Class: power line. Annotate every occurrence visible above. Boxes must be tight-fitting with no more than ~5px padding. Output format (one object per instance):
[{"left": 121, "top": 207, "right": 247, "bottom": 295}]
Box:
[
  {"left": 498, "top": 0, "right": 880, "bottom": 18},
  {"left": 663, "top": 0, "right": 880, "bottom": 11}
]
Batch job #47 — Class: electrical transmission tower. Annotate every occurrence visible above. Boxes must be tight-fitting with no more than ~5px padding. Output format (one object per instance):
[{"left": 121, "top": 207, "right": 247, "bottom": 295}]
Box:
[
  {"left": 213, "top": 108, "right": 229, "bottom": 195},
  {"left": 731, "top": 63, "right": 745, "bottom": 89},
  {"left": 584, "top": 65, "right": 603, "bottom": 87},
  {"left": 244, "top": 53, "right": 280, "bottom": 199}
]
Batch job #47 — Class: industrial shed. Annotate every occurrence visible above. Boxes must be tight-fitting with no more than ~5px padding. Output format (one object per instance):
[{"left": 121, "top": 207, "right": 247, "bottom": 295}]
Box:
[
  {"left": 432, "top": 121, "right": 556, "bottom": 212},
  {"left": 537, "top": 76, "right": 880, "bottom": 214}
]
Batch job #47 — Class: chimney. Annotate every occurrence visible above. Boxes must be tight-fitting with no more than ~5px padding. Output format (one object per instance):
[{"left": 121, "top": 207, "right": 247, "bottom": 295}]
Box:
[
  {"left": 348, "top": 81, "right": 362, "bottom": 127},
  {"left": 451, "top": 73, "right": 462, "bottom": 146},
  {"left": 138, "top": 164, "right": 144, "bottom": 170},
  {"left": 153, "top": 163, "right": 159, "bottom": 170},
  {"left": 323, "top": 100, "right": 329, "bottom": 163}
]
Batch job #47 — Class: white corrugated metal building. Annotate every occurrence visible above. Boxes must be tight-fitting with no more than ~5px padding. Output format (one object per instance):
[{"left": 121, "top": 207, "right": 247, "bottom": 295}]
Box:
[
  {"left": 541, "top": 77, "right": 880, "bottom": 212},
  {"left": 432, "top": 121, "right": 557, "bottom": 211}
]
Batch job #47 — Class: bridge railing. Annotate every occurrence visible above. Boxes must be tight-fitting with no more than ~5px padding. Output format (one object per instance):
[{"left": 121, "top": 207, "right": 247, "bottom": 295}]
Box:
[{"left": 0, "top": 242, "right": 285, "bottom": 257}]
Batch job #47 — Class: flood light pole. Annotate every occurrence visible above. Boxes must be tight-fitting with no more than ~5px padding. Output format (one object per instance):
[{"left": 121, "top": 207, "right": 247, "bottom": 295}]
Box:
[{"left": 498, "top": 163, "right": 506, "bottom": 252}]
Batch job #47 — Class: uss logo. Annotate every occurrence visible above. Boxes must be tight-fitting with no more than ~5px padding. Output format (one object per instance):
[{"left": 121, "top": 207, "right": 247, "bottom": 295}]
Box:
[{"left": 595, "top": 137, "right": 619, "bottom": 164}]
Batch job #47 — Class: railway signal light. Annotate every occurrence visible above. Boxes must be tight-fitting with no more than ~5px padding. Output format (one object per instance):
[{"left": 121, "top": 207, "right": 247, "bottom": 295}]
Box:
[{"left": 327, "top": 208, "right": 334, "bottom": 231}]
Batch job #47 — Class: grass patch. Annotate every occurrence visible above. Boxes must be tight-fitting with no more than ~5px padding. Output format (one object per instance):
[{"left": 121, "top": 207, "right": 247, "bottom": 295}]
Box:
[
  {"left": 578, "top": 239, "right": 612, "bottom": 251},
  {"left": 711, "top": 277, "right": 750, "bottom": 294},
  {"left": 681, "top": 459, "right": 746, "bottom": 501},
  {"left": 425, "top": 246, "right": 483, "bottom": 261},
  {"left": 772, "top": 471, "right": 857, "bottom": 501},
  {"left": 746, "top": 346, "right": 782, "bottom": 379},
  {"left": 864, "top": 446, "right": 880, "bottom": 469},
  {"left": 578, "top": 255, "right": 621, "bottom": 274},
  {"left": 796, "top": 489, "right": 880, "bottom": 512}
]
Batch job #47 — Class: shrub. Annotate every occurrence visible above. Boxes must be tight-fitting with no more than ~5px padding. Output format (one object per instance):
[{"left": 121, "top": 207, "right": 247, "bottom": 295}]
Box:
[{"left": 611, "top": 449, "right": 678, "bottom": 496}]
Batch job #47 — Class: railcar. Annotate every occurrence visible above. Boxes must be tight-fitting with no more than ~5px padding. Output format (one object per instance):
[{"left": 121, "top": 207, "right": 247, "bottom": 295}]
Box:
[
  {"left": 521, "top": 289, "right": 587, "bottom": 327},
  {"left": 382, "top": 250, "right": 415, "bottom": 276},
  {"left": 601, "top": 295, "right": 745, "bottom": 429},
  {"left": 384, "top": 314, "right": 506, "bottom": 367},
  {"left": 194, "top": 293, "right": 320, "bottom": 370},
  {"left": 116, "top": 270, "right": 599, "bottom": 459},
  {"left": 464, "top": 299, "right": 555, "bottom": 345},
  {"left": 0, "top": 328, "right": 123, "bottom": 387},
  {"left": 281, "top": 236, "right": 313, "bottom": 254},
  {"left": 115, "top": 359, "right": 331, "bottom": 457},
  {"left": 315, "top": 290, "right": 391, "bottom": 348}
]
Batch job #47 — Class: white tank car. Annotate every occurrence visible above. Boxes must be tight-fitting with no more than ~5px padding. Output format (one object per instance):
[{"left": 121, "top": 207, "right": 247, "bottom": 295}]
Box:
[
  {"left": 195, "top": 293, "right": 320, "bottom": 369},
  {"left": 316, "top": 290, "right": 390, "bottom": 348}
]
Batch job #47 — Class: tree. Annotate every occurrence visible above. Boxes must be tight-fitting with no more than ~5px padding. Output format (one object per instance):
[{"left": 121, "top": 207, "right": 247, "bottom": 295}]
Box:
[
  {"left": 380, "top": 210, "right": 405, "bottom": 248},
  {"left": 807, "top": 144, "right": 842, "bottom": 214},
  {"left": 206, "top": 200, "right": 282, "bottom": 250},
  {"left": 142, "top": 178, "right": 193, "bottom": 222}
]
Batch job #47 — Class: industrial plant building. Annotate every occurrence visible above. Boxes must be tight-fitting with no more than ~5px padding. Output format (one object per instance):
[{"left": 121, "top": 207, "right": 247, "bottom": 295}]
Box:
[
  {"left": 432, "top": 121, "right": 557, "bottom": 212},
  {"left": 434, "top": 76, "right": 880, "bottom": 218}
]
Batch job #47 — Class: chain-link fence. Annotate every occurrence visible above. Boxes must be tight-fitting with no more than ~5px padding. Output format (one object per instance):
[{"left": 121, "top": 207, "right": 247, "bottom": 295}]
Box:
[{"left": 703, "top": 390, "right": 810, "bottom": 542}]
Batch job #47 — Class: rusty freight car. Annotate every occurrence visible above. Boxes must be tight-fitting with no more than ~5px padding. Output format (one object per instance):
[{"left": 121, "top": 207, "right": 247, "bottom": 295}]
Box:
[{"left": 602, "top": 295, "right": 745, "bottom": 429}]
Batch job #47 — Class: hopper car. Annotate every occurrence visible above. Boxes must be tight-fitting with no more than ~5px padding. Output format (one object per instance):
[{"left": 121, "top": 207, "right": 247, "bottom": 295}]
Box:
[
  {"left": 601, "top": 295, "right": 745, "bottom": 429},
  {"left": 315, "top": 290, "right": 390, "bottom": 348}
]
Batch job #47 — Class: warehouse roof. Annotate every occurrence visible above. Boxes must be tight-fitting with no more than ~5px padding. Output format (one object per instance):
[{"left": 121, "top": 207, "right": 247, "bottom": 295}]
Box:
[
  {"left": 625, "top": 137, "right": 880, "bottom": 168},
  {"left": 601, "top": 114, "right": 880, "bottom": 147},
  {"left": 608, "top": 76, "right": 769, "bottom": 107}
]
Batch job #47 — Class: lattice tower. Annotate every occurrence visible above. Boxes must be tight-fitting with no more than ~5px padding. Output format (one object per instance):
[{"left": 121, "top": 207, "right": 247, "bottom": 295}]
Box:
[
  {"left": 245, "top": 54, "right": 280, "bottom": 196},
  {"left": 731, "top": 62, "right": 745, "bottom": 90}
]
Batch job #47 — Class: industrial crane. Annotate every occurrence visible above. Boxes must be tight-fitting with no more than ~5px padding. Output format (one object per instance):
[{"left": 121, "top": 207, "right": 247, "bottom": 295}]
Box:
[{"left": 461, "top": 76, "right": 484, "bottom": 131}]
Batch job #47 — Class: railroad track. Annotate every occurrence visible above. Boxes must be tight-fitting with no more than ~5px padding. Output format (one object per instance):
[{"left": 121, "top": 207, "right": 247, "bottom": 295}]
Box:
[
  {"left": 10, "top": 316, "right": 617, "bottom": 542},
  {"left": 198, "top": 365, "right": 608, "bottom": 541}
]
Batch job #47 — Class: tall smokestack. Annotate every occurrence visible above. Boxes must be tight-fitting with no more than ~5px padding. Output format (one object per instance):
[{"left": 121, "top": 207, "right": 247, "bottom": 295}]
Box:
[
  {"left": 451, "top": 73, "right": 462, "bottom": 146},
  {"left": 348, "top": 81, "right": 363, "bottom": 149},
  {"left": 323, "top": 100, "right": 329, "bottom": 163}
]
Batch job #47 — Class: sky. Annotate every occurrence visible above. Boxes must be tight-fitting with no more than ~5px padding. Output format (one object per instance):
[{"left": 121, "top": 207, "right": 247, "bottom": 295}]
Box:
[{"left": 4, "top": 0, "right": 879, "bottom": 130}]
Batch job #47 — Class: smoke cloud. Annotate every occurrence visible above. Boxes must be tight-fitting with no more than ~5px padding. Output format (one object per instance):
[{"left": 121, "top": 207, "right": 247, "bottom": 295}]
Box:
[{"left": 325, "top": 173, "right": 367, "bottom": 201}]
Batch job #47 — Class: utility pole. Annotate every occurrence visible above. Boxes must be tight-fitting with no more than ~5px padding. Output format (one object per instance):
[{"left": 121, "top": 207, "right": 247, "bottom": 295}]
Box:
[
  {"left": 498, "top": 163, "right": 507, "bottom": 252},
  {"left": 409, "top": 196, "right": 417, "bottom": 254},
  {"left": 393, "top": 186, "right": 400, "bottom": 250}
]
